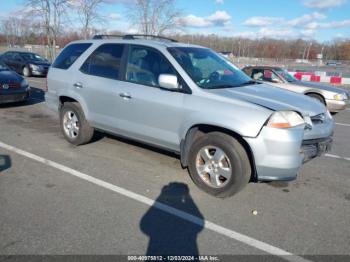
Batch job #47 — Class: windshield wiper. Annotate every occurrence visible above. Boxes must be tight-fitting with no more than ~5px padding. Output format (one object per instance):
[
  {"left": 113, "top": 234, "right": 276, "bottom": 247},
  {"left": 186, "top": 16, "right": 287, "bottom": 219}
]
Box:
[
  {"left": 204, "top": 81, "right": 261, "bottom": 89},
  {"left": 205, "top": 84, "right": 235, "bottom": 89}
]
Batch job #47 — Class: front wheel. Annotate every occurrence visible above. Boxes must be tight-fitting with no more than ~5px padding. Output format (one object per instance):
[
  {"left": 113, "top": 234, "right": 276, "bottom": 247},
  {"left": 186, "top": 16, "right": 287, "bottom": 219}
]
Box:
[
  {"left": 23, "top": 66, "right": 31, "bottom": 77},
  {"left": 60, "top": 102, "right": 94, "bottom": 146},
  {"left": 188, "top": 132, "right": 251, "bottom": 198}
]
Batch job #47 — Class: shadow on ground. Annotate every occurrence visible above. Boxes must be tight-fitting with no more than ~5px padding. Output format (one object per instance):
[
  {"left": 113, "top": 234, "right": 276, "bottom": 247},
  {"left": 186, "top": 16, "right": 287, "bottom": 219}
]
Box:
[
  {"left": 0, "top": 155, "right": 11, "bottom": 173},
  {"left": 140, "top": 182, "right": 204, "bottom": 256}
]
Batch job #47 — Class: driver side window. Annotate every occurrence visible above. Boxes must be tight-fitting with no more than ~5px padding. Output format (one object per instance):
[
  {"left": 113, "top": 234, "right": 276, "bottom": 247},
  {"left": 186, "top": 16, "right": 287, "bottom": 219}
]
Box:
[
  {"left": 126, "top": 46, "right": 176, "bottom": 87},
  {"left": 252, "top": 69, "right": 281, "bottom": 83}
]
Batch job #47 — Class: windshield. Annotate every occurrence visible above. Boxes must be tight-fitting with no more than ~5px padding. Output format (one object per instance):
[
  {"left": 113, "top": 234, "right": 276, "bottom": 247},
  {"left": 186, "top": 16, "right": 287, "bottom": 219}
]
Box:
[
  {"left": 275, "top": 68, "right": 297, "bottom": 82},
  {"left": 0, "top": 61, "right": 9, "bottom": 71},
  {"left": 168, "top": 47, "right": 254, "bottom": 89},
  {"left": 20, "top": 53, "right": 47, "bottom": 62}
]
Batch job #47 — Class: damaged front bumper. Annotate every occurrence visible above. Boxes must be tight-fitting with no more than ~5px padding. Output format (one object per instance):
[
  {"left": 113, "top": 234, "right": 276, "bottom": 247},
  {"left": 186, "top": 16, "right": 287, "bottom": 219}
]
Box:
[{"left": 301, "top": 137, "right": 333, "bottom": 163}]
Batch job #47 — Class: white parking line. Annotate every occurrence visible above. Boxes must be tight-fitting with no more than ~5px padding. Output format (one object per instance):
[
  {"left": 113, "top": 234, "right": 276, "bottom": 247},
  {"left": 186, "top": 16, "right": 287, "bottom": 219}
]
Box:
[
  {"left": 325, "top": 154, "right": 350, "bottom": 161},
  {"left": 336, "top": 122, "right": 350, "bottom": 127},
  {"left": 0, "top": 140, "right": 310, "bottom": 262}
]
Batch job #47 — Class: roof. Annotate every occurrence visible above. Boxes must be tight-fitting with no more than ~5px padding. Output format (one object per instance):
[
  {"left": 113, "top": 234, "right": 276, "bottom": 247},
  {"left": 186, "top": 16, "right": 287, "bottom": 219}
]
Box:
[
  {"left": 71, "top": 38, "right": 205, "bottom": 49},
  {"left": 4, "top": 50, "right": 39, "bottom": 55}
]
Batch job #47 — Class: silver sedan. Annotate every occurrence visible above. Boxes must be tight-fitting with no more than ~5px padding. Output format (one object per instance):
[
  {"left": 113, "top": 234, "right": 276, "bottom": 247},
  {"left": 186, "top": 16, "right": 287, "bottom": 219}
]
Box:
[{"left": 242, "top": 66, "right": 349, "bottom": 113}]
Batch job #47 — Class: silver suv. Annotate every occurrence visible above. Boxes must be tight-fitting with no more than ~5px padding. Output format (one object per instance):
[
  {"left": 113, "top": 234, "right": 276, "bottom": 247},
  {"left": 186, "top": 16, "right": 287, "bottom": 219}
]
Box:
[{"left": 46, "top": 35, "right": 334, "bottom": 198}]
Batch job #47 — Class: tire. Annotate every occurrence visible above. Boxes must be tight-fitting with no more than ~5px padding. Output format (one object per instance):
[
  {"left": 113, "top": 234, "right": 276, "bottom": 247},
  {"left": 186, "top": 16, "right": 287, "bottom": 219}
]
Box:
[
  {"left": 187, "top": 132, "right": 251, "bottom": 198},
  {"left": 60, "top": 102, "right": 94, "bottom": 146},
  {"left": 22, "top": 66, "right": 31, "bottom": 77},
  {"left": 307, "top": 93, "right": 325, "bottom": 105}
]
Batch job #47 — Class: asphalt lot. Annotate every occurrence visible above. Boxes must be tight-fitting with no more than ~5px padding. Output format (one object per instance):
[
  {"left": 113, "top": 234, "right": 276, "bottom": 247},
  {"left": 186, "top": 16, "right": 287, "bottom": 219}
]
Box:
[{"left": 0, "top": 77, "right": 349, "bottom": 261}]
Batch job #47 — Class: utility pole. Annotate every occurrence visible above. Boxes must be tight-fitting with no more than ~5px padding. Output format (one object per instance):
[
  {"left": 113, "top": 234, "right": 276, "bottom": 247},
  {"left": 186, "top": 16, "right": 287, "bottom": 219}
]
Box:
[
  {"left": 306, "top": 42, "right": 312, "bottom": 60},
  {"left": 238, "top": 40, "right": 241, "bottom": 62},
  {"left": 320, "top": 45, "right": 325, "bottom": 65},
  {"left": 231, "top": 38, "right": 234, "bottom": 56},
  {"left": 302, "top": 44, "right": 308, "bottom": 60}
]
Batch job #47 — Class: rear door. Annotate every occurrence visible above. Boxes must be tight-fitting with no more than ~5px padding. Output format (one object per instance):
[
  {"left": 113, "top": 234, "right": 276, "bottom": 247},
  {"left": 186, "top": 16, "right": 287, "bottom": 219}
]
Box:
[{"left": 77, "top": 43, "right": 126, "bottom": 131}]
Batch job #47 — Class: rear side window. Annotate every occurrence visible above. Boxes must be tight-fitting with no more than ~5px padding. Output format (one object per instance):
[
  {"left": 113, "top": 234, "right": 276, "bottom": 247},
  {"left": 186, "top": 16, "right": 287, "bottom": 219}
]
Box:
[
  {"left": 53, "top": 43, "right": 92, "bottom": 70},
  {"left": 80, "top": 44, "right": 124, "bottom": 80}
]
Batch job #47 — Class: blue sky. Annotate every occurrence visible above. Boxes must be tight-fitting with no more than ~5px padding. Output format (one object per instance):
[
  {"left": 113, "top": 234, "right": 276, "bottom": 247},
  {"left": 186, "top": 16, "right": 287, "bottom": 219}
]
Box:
[{"left": 1, "top": 0, "right": 349, "bottom": 42}]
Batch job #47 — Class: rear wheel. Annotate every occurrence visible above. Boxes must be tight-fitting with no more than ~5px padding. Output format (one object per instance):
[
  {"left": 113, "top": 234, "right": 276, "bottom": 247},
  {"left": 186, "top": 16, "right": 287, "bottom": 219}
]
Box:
[
  {"left": 188, "top": 132, "right": 251, "bottom": 198},
  {"left": 60, "top": 102, "right": 94, "bottom": 145}
]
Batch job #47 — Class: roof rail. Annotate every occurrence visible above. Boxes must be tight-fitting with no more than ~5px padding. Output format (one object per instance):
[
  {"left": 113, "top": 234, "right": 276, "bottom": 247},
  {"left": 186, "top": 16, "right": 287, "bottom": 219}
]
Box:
[
  {"left": 92, "top": 35, "right": 124, "bottom": 39},
  {"left": 123, "top": 34, "right": 178, "bottom": 42},
  {"left": 92, "top": 34, "right": 178, "bottom": 42}
]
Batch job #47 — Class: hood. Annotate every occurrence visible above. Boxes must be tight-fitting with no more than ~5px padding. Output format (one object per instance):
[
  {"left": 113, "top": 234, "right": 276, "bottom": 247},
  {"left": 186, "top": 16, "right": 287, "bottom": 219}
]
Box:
[
  {"left": 206, "top": 83, "right": 326, "bottom": 117},
  {"left": 28, "top": 60, "right": 51, "bottom": 66},
  {"left": 294, "top": 80, "right": 348, "bottom": 94},
  {"left": 0, "top": 70, "right": 23, "bottom": 83}
]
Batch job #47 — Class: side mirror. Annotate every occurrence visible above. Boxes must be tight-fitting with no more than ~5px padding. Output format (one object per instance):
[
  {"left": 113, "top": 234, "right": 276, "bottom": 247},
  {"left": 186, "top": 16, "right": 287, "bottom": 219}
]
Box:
[{"left": 158, "top": 74, "right": 179, "bottom": 90}]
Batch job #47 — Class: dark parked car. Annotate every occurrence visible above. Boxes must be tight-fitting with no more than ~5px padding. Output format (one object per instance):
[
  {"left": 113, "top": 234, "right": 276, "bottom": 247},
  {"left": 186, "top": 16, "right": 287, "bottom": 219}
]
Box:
[
  {"left": 0, "top": 51, "right": 51, "bottom": 77},
  {"left": 0, "top": 61, "right": 31, "bottom": 104}
]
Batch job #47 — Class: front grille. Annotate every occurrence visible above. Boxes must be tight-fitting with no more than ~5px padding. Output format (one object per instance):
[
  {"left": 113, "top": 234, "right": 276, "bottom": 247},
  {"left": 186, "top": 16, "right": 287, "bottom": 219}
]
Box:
[
  {"left": 311, "top": 113, "right": 326, "bottom": 125},
  {"left": 0, "top": 82, "right": 20, "bottom": 89}
]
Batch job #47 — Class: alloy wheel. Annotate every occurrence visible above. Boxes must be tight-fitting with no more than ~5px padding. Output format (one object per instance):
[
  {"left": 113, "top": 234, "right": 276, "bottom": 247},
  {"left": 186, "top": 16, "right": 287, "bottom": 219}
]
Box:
[
  {"left": 63, "top": 111, "right": 80, "bottom": 139},
  {"left": 195, "top": 146, "right": 232, "bottom": 188}
]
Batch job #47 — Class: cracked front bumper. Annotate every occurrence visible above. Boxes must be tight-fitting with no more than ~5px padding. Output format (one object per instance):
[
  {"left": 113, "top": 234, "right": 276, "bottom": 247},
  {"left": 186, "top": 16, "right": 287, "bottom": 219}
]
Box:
[
  {"left": 245, "top": 122, "right": 334, "bottom": 182},
  {"left": 301, "top": 137, "right": 333, "bottom": 163},
  {"left": 245, "top": 126, "right": 305, "bottom": 181}
]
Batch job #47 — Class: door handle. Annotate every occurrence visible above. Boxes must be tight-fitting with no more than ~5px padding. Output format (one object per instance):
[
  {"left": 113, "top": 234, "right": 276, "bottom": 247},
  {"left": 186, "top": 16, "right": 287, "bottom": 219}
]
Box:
[
  {"left": 73, "top": 82, "right": 83, "bottom": 89},
  {"left": 119, "top": 92, "right": 132, "bottom": 99}
]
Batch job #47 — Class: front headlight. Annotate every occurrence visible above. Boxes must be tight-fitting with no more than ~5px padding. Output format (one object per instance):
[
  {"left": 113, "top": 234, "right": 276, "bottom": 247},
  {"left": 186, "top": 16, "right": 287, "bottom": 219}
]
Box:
[
  {"left": 266, "top": 111, "right": 305, "bottom": 129},
  {"left": 21, "top": 79, "right": 29, "bottom": 88},
  {"left": 29, "top": 64, "right": 40, "bottom": 70},
  {"left": 334, "top": 93, "right": 347, "bottom": 101}
]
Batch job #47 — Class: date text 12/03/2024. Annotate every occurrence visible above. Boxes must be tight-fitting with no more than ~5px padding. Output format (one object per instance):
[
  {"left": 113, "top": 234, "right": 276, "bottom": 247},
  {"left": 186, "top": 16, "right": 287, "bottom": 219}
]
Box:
[{"left": 127, "top": 256, "right": 219, "bottom": 261}]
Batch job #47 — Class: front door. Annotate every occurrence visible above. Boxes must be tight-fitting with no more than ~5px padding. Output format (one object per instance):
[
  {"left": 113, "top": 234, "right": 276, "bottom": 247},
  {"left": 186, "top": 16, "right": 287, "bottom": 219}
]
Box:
[{"left": 115, "top": 45, "right": 188, "bottom": 150}]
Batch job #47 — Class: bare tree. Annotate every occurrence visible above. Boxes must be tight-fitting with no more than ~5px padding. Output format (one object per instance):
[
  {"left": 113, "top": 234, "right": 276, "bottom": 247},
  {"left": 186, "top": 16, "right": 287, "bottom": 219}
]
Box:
[
  {"left": 126, "top": 0, "right": 181, "bottom": 35},
  {"left": 24, "top": 0, "right": 70, "bottom": 60},
  {"left": 0, "top": 17, "right": 34, "bottom": 46},
  {"left": 73, "top": 0, "right": 105, "bottom": 39},
  {"left": 1, "top": 18, "right": 19, "bottom": 46}
]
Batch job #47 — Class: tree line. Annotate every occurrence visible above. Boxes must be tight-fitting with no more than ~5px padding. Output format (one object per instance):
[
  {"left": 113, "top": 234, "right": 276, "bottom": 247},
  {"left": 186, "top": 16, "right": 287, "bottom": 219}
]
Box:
[
  {"left": 171, "top": 35, "right": 350, "bottom": 61},
  {"left": 0, "top": 0, "right": 349, "bottom": 61}
]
